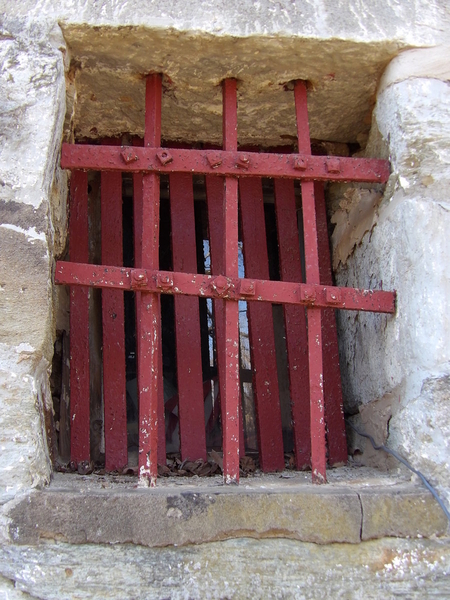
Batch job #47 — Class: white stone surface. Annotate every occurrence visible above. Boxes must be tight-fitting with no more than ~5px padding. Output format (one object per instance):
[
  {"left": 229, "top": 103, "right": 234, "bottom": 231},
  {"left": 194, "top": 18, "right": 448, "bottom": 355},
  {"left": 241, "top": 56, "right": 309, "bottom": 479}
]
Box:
[
  {"left": 335, "top": 73, "right": 450, "bottom": 503},
  {"left": 1, "top": 537, "right": 450, "bottom": 599},
  {"left": 2, "top": 0, "right": 449, "bottom": 43},
  {"left": 379, "top": 44, "right": 450, "bottom": 94},
  {"left": 0, "top": 19, "right": 67, "bottom": 209},
  {"left": 0, "top": 345, "right": 51, "bottom": 501},
  {"left": 0, "top": 18, "right": 66, "bottom": 503}
]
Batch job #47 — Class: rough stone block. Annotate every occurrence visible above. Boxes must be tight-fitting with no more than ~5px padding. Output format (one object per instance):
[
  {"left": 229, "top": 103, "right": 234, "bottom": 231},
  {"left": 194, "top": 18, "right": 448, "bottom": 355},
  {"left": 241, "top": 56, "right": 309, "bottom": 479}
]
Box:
[
  {"left": 7, "top": 485, "right": 362, "bottom": 546},
  {"left": 360, "top": 486, "right": 448, "bottom": 540}
]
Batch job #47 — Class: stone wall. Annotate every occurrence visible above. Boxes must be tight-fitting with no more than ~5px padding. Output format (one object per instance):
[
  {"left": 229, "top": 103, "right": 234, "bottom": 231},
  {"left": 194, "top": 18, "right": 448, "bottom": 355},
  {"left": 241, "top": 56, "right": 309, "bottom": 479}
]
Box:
[
  {"left": 335, "top": 48, "right": 450, "bottom": 504},
  {"left": 0, "top": 17, "right": 68, "bottom": 501},
  {"left": 1, "top": 0, "right": 450, "bottom": 520}
]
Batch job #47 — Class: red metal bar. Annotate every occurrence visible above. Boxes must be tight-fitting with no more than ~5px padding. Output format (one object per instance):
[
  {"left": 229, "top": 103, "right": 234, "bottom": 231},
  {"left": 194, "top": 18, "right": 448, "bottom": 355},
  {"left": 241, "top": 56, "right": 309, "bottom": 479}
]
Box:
[
  {"left": 295, "top": 80, "right": 326, "bottom": 483},
  {"left": 239, "top": 178, "right": 284, "bottom": 472},
  {"left": 137, "top": 73, "right": 162, "bottom": 486},
  {"left": 205, "top": 176, "right": 246, "bottom": 457},
  {"left": 133, "top": 143, "right": 166, "bottom": 465},
  {"left": 55, "top": 262, "right": 396, "bottom": 314},
  {"left": 169, "top": 172, "right": 207, "bottom": 461},
  {"left": 68, "top": 170, "right": 90, "bottom": 465},
  {"left": 274, "top": 179, "right": 311, "bottom": 469},
  {"left": 101, "top": 168, "right": 128, "bottom": 471},
  {"left": 314, "top": 181, "right": 348, "bottom": 466},
  {"left": 221, "top": 79, "right": 241, "bottom": 483},
  {"left": 61, "top": 144, "right": 390, "bottom": 184}
]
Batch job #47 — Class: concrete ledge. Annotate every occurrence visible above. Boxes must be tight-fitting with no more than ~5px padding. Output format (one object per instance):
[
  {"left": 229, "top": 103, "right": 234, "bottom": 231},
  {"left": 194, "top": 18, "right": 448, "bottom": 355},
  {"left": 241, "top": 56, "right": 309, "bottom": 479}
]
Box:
[{"left": 6, "top": 474, "right": 447, "bottom": 547}]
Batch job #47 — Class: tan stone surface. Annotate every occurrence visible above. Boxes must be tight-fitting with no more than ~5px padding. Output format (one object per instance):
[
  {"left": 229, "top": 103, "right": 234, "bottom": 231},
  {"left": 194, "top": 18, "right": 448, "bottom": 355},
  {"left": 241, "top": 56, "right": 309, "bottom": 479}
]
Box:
[
  {"left": 360, "top": 486, "right": 448, "bottom": 541},
  {"left": 8, "top": 485, "right": 361, "bottom": 546}
]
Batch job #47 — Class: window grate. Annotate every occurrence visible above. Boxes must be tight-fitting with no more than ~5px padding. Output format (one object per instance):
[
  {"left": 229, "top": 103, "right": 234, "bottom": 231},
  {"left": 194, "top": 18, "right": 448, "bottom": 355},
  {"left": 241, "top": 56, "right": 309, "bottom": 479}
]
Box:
[{"left": 56, "top": 76, "right": 395, "bottom": 486}]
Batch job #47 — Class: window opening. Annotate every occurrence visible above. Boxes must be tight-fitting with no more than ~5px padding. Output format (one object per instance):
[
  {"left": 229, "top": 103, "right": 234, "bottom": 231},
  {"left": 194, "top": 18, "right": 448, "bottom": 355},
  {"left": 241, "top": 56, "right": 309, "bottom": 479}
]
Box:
[{"left": 56, "top": 75, "right": 395, "bottom": 486}]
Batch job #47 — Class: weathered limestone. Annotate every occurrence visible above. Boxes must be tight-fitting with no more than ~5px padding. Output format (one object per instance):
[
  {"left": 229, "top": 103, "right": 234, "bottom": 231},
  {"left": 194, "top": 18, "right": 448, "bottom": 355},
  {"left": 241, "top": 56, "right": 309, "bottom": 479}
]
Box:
[
  {"left": 0, "top": 18, "right": 68, "bottom": 500},
  {"left": 335, "top": 50, "right": 450, "bottom": 506},
  {"left": 2, "top": 0, "right": 449, "bottom": 148},
  {"left": 1, "top": 537, "right": 450, "bottom": 599}
]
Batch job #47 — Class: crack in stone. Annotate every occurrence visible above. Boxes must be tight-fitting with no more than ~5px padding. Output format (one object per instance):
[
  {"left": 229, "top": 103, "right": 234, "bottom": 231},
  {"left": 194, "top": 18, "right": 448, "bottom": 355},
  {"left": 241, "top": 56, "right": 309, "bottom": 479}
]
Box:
[{"left": 356, "top": 491, "right": 364, "bottom": 541}]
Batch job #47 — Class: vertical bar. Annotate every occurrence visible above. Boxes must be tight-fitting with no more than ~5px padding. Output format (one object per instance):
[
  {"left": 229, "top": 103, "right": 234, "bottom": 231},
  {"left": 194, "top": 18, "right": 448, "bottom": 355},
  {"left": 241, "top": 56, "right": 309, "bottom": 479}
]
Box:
[
  {"left": 59, "top": 332, "right": 71, "bottom": 463},
  {"left": 274, "top": 179, "right": 311, "bottom": 469},
  {"left": 138, "top": 73, "right": 162, "bottom": 486},
  {"left": 101, "top": 168, "right": 128, "bottom": 471},
  {"left": 133, "top": 149, "right": 166, "bottom": 465},
  {"left": 314, "top": 181, "right": 347, "bottom": 465},
  {"left": 69, "top": 170, "right": 90, "bottom": 465},
  {"left": 205, "top": 176, "right": 246, "bottom": 458},
  {"left": 221, "top": 78, "right": 240, "bottom": 483},
  {"left": 239, "top": 178, "right": 285, "bottom": 472},
  {"left": 295, "top": 80, "right": 327, "bottom": 483},
  {"left": 169, "top": 173, "right": 207, "bottom": 460}
]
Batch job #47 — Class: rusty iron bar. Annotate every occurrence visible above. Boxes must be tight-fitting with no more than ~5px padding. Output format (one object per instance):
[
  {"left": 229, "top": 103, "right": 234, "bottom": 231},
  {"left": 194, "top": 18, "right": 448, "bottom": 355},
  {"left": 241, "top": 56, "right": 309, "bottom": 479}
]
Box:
[
  {"left": 295, "top": 80, "right": 327, "bottom": 484},
  {"left": 132, "top": 137, "right": 166, "bottom": 465},
  {"left": 137, "top": 73, "right": 162, "bottom": 487},
  {"left": 314, "top": 181, "right": 348, "bottom": 467},
  {"left": 169, "top": 172, "right": 208, "bottom": 461},
  {"left": 205, "top": 176, "right": 246, "bottom": 458},
  {"left": 239, "top": 177, "right": 285, "bottom": 472},
  {"left": 55, "top": 262, "right": 396, "bottom": 314},
  {"left": 221, "top": 79, "right": 241, "bottom": 484},
  {"left": 100, "top": 164, "right": 128, "bottom": 472},
  {"left": 68, "top": 171, "right": 90, "bottom": 467},
  {"left": 273, "top": 178, "right": 311, "bottom": 469},
  {"left": 61, "top": 144, "right": 390, "bottom": 184}
]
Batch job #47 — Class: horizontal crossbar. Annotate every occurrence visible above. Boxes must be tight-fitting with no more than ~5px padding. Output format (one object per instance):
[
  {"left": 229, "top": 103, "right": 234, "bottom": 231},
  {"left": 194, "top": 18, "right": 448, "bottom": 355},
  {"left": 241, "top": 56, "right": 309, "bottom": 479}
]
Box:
[
  {"left": 61, "top": 144, "right": 390, "bottom": 184},
  {"left": 55, "top": 262, "right": 396, "bottom": 314}
]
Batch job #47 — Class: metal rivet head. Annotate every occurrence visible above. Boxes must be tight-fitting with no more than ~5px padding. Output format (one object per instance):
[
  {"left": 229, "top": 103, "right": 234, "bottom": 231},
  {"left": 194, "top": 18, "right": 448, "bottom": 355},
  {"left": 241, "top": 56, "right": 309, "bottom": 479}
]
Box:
[
  {"left": 156, "top": 150, "right": 173, "bottom": 166},
  {"left": 207, "top": 152, "right": 223, "bottom": 168},
  {"left": 131, "top": 270, "right": 148, "bottom": 289},
  {"left": 211, "top": 275, "right": 231, "bottom": 296},
  {"left": 294, "top": 157, "right": 307, "bottom": 171},
  {"left": 299, "top": 284, "right": 316, "bottom": 304},
  {"left": 326, "top": 287, "right": 341, "bottom": 304},
  {"left": 326, "top": 158, "right": 341, "bottom": 174},
  {"left": 236, "top": 154, "right": 250, "bottom": 169},
  {"left": 121, "top": 149, "right": 139, "bottom": 164}
]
